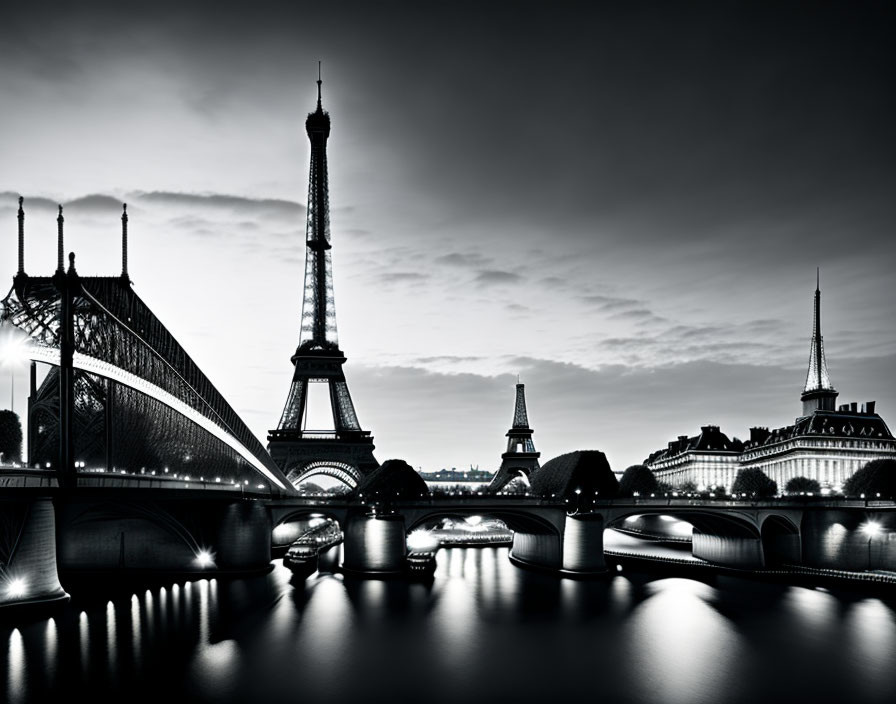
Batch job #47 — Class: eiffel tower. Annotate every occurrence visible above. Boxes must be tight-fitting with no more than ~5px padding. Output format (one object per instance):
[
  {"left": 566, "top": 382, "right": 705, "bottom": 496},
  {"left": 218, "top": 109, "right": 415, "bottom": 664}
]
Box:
[
  {"left": 488, "top": 381, "right": 541, "bottom": 492},
  {"left": 268, "top": 69, "right": 377, "bottom": 489}
]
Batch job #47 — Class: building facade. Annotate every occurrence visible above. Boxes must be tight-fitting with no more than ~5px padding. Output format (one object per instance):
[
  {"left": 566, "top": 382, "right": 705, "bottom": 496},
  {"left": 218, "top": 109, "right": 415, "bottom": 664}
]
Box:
[
  {"left": 644, "top": 425, "right": 744, "bottom": 491},
  {"left": 645, "top": 279, "right": 896, "bottom": 492}
]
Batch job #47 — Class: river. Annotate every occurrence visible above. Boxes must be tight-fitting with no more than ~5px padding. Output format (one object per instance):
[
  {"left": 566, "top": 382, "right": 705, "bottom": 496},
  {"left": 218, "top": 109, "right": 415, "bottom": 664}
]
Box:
[{"left": 3, "top": 546, "right": 895, "bottom": 703}]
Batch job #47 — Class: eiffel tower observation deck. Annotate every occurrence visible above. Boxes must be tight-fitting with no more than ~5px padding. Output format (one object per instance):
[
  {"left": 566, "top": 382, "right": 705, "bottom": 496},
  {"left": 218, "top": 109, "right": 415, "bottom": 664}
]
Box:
[{"left": 268, "top": 68, "right": 377, "bottom": 490}]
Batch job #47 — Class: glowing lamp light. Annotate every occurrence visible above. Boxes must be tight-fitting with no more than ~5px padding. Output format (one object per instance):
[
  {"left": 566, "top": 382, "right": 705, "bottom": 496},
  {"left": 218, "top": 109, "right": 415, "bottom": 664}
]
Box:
[
  {"left": 0, "top": 328, "right": 31, "bottom": 366},
  {"left": 407, "top": 530, "right": 439, "bottom": 552},
  {"left": 860, "top": 521, "right": 882, "bottom": 537},
  {"left": 6, "top": 578, "right": 26, "bottom": 598},
  {"left": 194, "top": 549, "right": 215, "bottom": 569}
]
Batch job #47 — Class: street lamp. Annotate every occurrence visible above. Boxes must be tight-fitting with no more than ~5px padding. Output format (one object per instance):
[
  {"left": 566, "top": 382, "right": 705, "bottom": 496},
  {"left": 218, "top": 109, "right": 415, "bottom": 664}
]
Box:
[{"left": 860, "top": 521, "right": 882, "bottom": 569}]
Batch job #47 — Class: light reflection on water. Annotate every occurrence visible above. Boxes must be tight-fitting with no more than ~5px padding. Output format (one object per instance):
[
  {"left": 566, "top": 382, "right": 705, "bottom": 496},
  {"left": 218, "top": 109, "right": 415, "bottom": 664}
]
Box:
[
  {"left": 1, "top": 548, "right": 895, "bottom": 704},
  {"left": 7, "top": 628, "right": 25, "bottom": 704},
  {"left": 624, "top": 579, "right": 745, "bottom": 704}
]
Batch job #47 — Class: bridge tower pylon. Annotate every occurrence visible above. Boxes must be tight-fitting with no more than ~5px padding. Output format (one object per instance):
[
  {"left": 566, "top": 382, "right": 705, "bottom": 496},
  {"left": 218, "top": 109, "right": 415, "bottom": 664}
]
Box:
[
  {"left": 268, "top": 67, "right": 377, "bottom": 489},
  {"left": 488, "top": 381, "right": 541, "bottom": 492}
]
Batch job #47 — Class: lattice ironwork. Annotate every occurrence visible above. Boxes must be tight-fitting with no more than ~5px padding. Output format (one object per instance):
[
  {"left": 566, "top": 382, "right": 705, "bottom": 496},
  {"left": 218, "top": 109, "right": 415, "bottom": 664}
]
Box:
[
  {"left": 269, "top": 73, "right": 376, "bottom": 484},
  {"left": 298, "top": 80, "right": 338, "bottom": 352},
  {"left": 332, "top": 381, "right": 361, "bottom": 431},
  {"left": 278, "top": 380, "right": 305, "bottom": 429},
  {"left": 2, "top": 273, "right": 292, "bottom": 492},
  {"left": 286, "top": 460, "right": 361, "bottom": 489},
  {"left": 512, "top": 383, "right": 530, "bottom": 429}
]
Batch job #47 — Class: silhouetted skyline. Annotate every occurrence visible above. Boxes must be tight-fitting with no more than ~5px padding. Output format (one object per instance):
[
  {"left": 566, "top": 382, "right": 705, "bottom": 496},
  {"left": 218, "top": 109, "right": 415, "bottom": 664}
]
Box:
[{"left": 1, "top": 1, "right": 893, "bottom": 471}]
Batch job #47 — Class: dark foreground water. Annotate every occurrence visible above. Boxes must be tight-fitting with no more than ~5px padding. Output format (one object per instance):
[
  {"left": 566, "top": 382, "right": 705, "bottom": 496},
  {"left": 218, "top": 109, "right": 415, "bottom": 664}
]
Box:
[{"left": 3, "top": 547, "right": 896, "bottom": 704}]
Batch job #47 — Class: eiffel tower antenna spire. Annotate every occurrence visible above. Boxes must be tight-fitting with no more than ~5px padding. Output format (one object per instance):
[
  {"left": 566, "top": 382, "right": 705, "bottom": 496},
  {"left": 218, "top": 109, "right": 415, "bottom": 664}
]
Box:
[{"left": 316, "top": 61, "right": 322, "bottom": 110}]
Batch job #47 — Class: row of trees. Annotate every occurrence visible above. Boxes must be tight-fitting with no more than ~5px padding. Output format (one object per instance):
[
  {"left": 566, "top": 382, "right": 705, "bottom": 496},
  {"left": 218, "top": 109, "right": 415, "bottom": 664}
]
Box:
[
  {"left": 615, "top": 459, "right": 896, "bottom": 500},
  {"left": 0, "top": 410, "right": 22, "bottom": 464}
]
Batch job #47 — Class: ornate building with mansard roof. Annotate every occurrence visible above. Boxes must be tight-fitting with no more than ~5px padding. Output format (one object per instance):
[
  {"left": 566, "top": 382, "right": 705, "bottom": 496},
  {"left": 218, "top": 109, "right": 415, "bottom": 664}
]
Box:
[{"left": 645, "top": 277, "right": 896, "bottom": 492}]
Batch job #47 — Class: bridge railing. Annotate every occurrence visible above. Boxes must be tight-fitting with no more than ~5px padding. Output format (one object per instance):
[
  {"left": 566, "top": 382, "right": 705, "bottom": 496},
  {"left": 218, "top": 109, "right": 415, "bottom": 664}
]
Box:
[{"left": 0, "top": 468, "right": 274, "bottom": 495}]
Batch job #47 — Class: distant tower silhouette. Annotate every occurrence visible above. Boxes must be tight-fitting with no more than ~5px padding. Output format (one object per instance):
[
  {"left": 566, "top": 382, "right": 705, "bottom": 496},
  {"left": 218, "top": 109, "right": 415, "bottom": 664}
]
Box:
[
  {"left": 801, "top": 270, "right": 838, "bottom": 416},
  {"left": 268, "top": 69, "right": 377, "bottom": 489},
  {"left": 488, "top": 381, "right": 541, "bottom": 492}
]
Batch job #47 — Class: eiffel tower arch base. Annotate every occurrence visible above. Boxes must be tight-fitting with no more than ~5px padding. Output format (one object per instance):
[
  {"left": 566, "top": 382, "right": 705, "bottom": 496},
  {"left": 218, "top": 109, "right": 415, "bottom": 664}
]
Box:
[{"left": 269, "top": 435, "right": 378, "bottom": 490}]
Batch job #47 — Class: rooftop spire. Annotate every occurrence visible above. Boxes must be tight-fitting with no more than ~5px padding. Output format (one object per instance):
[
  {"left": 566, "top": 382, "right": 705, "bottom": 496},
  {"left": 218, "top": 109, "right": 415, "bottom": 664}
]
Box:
[
  {"left": 17, "top": 196, "right": 25, "bottom": 275},
  {"left": 56, "top": 205, "right": 65, "bottom": 274},
  {"left": 801, "top": 271, "right": 837, "bottom": 414},
  {"left": 121, "top": 203, "right": 129, "bottom": 280}
]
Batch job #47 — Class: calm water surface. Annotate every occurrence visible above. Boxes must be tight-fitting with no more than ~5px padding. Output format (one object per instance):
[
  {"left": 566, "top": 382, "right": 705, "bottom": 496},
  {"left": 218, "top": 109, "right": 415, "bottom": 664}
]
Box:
[{"left": 3, "top": 547, "right": 895, "bottom": 704}]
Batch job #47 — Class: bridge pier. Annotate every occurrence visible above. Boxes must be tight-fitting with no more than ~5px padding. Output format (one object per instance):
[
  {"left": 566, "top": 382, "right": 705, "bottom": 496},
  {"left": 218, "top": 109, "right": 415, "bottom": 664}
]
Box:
[
  {"left": 692, "top": 529, "right": 764, "bottom": 569},
  {"left": 0, "top": 497, "right": 68, "bottom": 608},
  {"left": 214, "top": 501, "right": 272, "bottom": 571},
  {"left": 342, "top": 512, "right": 407, "bottom": 574},
  {"left": 561, "top": 514, "right": 607, "bottom": 574},
  {"left": 509, "top": 529, "right": 563, "bottom": 571}
]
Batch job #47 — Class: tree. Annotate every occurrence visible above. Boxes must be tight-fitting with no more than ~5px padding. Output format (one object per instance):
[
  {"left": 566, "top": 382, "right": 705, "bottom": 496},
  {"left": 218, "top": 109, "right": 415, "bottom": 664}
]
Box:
[
  {"left": 0, "top": 410, "right": 22, "bottom": 464},
  {"left": 678, "top": 480, "right": 698, "bottom": 493},
  {"left": 617, "top": 464, "right": 659, "bottom": 497},
  {"left": 842, "top": 459, "right": 896, "bottom": 499},
  {"left": 731, "top": 468, "right": 778, "bottom": 498},
  {"left": 785, "top": 476, "right": 821, "bottom": 495}
]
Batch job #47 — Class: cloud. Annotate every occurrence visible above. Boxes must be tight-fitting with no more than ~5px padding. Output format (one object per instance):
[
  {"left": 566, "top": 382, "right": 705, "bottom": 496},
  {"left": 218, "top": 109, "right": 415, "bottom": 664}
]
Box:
[
  {"left": 65, "top": 194, "right": 125, "bottom": 212},
  {"left": 412, "top": 355, "right": 484, "bottom": 365},
  {"left": 0, "top": 192, "right": 58, "bottom": 211},
  {"left": 133, "top": 191, "right": 304, "bottom": 218},
  {"left": 379, "top": 272, "right": 428, "bottom": 284},
  {"left": 581, "top": 294, "right": 643, "bottom": 312},
  {"left": 609, "top": 308, "right": 666, "bottom": 322},
  {"left": 434, "top": 252, "right": 492, "bottom": 268},
  {"left": 474, "top": 270, "right": 522, "bottom": 286}
]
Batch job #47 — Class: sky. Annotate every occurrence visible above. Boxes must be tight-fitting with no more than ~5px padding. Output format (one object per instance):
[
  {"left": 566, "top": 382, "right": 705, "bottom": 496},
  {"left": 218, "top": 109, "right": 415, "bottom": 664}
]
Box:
[{"left": 0, "top": 0, "right": 894, "bottom": 473}]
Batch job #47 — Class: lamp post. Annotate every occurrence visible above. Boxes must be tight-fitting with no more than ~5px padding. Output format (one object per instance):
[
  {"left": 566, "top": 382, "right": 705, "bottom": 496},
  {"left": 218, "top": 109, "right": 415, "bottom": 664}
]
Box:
[{"left": 860, "top": 521, "right": 882, "bottom": 570}]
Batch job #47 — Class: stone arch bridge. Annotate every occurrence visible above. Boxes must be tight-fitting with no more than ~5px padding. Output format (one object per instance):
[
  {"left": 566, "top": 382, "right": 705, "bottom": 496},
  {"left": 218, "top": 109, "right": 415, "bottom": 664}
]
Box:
[{"left": 268, "top": 496, "right": 896, "bottom": 575}]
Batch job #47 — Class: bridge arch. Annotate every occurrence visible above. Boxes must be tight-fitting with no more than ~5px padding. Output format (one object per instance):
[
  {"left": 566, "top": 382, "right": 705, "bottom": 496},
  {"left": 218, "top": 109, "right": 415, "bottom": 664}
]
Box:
[
  {"left": 286, "top": 460, "right": 361, "bottom": 490},
  {"left": 603, "top": 507, "right": 761, "bottom": 539},
  {"left": 271, "top": 508, "right": 345, "bottom": 548},
  {"left": 406, "top": 508, "right": 562, "bottom": 538},
  {"left": 404, "top": 505, "right": 567, "bottom": 571},
  {"left": 602, "top": 506, "right": 765, "bottom": 569}
]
